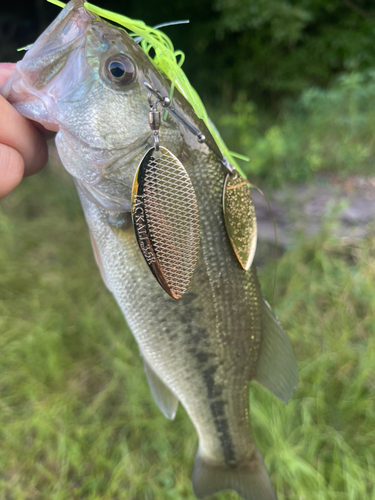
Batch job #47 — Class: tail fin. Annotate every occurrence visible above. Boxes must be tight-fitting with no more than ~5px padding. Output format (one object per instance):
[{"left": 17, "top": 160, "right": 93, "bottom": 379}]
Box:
[{"left": 192, "top": 448, "right": 277, "bottom": 500}]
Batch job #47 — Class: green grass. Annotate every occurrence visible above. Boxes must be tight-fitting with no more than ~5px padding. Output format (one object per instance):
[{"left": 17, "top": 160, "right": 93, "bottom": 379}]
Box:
[{"left": 0, "top": 166, "right": 374, "bottom": 499}]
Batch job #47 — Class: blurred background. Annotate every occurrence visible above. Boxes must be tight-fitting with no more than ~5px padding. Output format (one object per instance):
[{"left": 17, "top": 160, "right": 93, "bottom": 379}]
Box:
[{"left": 0, "top": 0, "right": 374, "bottom": 499}]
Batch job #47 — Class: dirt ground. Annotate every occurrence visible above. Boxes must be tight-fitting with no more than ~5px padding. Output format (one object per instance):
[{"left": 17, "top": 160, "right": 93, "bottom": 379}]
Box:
[{"left": 252, "top": 175, "right": 375, "bottom": 263}]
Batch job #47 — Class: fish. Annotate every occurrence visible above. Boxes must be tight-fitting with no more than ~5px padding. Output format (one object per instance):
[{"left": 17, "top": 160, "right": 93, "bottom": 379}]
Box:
[{"left": 1, "top": 1, "right": 298, "bottom": 499}]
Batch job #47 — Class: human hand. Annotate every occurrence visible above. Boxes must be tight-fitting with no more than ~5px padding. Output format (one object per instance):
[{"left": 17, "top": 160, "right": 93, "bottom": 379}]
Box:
[{"left": 0, "top": 63, "right": 48, "bottom": 199}]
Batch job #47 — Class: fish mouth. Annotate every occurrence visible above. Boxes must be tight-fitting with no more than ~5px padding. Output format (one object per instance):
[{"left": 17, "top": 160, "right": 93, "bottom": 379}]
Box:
[{"left": 0, "top": 0, "right": 94, "bottom": 133}]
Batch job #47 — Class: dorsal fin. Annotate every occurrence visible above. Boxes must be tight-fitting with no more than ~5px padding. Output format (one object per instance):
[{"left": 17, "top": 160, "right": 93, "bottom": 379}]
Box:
[{"left": 254, "top": 299, "right": 298, "bottom": 403}]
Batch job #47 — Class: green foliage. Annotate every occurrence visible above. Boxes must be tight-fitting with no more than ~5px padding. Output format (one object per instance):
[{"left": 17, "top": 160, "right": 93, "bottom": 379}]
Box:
[
  {"left": 217, "top": 70, "right": 375, "bottom": 185},
  {"left": 215, "top": 0, "right": 313, "bottom": 43},
  {"left": 0, "top": 167, "right": 374, "bottom": 498},
  {"left": 212, "top": 0, "right": 375, "bottom": 98}
]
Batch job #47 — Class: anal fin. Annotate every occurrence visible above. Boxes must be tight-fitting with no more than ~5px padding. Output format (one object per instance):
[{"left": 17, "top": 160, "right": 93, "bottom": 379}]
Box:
[
  {"left": 143, "top": 357, "right": 179, "bottom": 420},
  {"left": 255, "top": 298, "right": 298, "bottom": 403}
]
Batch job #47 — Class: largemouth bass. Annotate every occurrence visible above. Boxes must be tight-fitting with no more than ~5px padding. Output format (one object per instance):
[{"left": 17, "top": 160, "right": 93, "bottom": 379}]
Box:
[{"left": 1, "top": 2, "right": 298, "bottom": 499}]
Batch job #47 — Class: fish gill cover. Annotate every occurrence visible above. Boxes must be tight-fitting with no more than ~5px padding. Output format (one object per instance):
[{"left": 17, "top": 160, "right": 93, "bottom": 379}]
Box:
[{"left": 47, "top": 0, "right": 249, "bottom": 177}]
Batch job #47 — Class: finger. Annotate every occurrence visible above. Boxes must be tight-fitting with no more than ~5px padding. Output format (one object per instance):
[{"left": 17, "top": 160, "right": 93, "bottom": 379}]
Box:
[
  {"left": 0, "top": 63, "right": 16, "bottom": 88},
  {"left": 0, "top": 95, "right": 48, "bottom": 177},
  {"left": 0, "top": 144, "right": 25, "bottom": 199},
  {"left": 1, "top": 64, "right": 55, "bottom": 142}
]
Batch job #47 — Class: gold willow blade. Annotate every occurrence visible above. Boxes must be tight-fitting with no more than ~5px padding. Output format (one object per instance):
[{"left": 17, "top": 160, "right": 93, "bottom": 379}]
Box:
[
  {"left": 222, "top": 172, "right": 257, "bottom": 271},
  {"left": 132, "top": 146, "right": 200, "bottom": 300}
]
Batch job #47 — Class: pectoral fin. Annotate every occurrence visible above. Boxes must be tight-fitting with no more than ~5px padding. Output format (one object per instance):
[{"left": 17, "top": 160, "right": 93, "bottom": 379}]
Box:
[
  {"left": 254, "top": 299, "right": 298, "bottom": 403},
  {"left": 143, "top": 357, "right": 179, "bottom": 420},
  {"left": 89, "top": 232, "right": 111, "bottom": 291}
]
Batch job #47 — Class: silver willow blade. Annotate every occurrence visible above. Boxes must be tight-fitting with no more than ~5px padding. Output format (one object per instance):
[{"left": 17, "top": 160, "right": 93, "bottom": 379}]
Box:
[
  {"left": 222, "top": 173, "right": 257, "bottom": 271},
  {"left": 132, "top": 146, "right": 200, "bottom": 300}
]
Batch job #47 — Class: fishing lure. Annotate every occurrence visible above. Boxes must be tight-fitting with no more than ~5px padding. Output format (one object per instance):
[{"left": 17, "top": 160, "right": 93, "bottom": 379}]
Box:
[{"left": 140, "top": 82, "right": 257, "bottom": 274}]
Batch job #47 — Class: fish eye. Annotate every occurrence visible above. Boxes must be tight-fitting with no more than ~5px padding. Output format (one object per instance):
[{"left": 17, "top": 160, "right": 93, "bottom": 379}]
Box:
[{"left": 105, "top": 55, "right": 135, "bottom": 86}]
